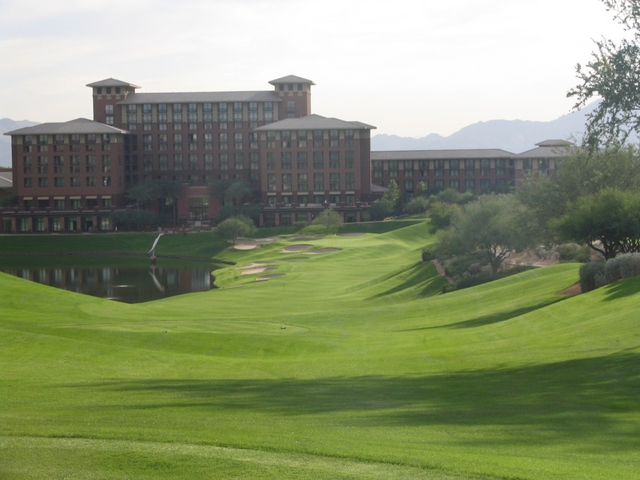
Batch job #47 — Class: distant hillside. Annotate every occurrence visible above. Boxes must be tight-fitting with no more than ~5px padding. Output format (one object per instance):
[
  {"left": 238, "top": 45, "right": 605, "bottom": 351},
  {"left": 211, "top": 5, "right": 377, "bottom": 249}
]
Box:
[
  {"left": 372, "top": 102, "right": 601, "bottom": 153},
  {"left": 0, "top": 118, "right": 40, "bottom": 167}
]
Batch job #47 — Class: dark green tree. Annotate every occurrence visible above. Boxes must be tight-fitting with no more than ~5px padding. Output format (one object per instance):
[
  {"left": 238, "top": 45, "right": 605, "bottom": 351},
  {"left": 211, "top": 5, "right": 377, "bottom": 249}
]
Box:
[
  {"left": 369, "top": 198, "right": 395, "bottom": 221},
  {"left": 551, "top": 188, "right": 640, "bottom": 259}
]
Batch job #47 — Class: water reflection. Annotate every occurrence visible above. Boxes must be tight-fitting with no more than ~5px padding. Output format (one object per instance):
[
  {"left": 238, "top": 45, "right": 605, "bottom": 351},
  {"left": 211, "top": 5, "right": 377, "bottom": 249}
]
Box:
[{"left": 3, "top": 264, "right": 216, "bottom": 304}]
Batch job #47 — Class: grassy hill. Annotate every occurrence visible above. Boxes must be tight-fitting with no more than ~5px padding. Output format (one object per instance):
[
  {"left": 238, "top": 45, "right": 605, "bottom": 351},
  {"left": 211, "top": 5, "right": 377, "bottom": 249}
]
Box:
[{"left": 1, "top": 221, "right": 639, "bottom": 479}]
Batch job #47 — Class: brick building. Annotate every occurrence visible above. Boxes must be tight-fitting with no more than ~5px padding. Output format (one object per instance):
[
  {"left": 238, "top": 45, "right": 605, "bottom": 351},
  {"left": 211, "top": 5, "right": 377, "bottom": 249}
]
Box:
[{"left": 1, "top": 74, "right": 570, "bottom": 233}]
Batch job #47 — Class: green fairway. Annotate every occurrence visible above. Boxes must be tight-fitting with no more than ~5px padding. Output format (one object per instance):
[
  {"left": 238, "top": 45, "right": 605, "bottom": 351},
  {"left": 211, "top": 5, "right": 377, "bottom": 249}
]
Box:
[{"left": 1, "top": 222, "right": 639, "bottom": 479}]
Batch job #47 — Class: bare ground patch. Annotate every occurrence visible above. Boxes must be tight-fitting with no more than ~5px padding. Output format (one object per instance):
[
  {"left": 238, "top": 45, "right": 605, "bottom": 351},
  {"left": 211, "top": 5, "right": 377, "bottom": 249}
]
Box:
[{"left": 558, "top": 282, "right": 582, "bottom": 296}]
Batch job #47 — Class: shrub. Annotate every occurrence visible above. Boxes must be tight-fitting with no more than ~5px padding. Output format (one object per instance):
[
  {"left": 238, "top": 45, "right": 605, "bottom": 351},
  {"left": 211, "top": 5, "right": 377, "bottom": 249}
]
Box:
[
  {"left": 446, "top": 265, "right": 535, "bottom": 292},
  {"left": 579, "top": 261, "right": 606, "bottom": 293},
  {"left": 421, "top": 246, "right": 437, "bottom": 262},
  {"left": 369, "top": 199, "right": 395, "bottom": 221},
  {"left": 404, "top": 197, "right": 429, "bottom": 215},
  {"left": 604, "top": 253, "right": 640, "bottom": 283},
  {"left": 557, "top": 243, "right": 593, "bottom": 263}
]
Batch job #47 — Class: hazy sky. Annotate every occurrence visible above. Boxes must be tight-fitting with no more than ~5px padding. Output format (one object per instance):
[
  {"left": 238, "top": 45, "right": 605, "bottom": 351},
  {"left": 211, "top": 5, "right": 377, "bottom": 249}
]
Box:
[{"left": 0, "top": 0, "right": 626, "bottom": 137}]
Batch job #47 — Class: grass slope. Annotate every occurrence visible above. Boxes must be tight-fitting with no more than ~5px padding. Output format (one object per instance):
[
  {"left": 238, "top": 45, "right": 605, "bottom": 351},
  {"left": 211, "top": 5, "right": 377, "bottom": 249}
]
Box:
[{"left": 1, "top": 221, "right": 639, "bottom": 479}]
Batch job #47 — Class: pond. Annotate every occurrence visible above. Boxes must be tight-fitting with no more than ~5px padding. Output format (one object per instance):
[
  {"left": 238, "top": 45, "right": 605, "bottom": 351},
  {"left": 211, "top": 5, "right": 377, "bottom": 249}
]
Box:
[{"left": 1, "top": 257, "right": 219, "bottom": 304}]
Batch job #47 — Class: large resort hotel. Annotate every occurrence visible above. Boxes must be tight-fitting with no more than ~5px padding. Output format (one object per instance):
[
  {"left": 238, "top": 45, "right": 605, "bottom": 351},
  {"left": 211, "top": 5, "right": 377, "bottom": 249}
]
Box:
[{"left": 2, "top": 75, "right": 569, "bottom": 232}]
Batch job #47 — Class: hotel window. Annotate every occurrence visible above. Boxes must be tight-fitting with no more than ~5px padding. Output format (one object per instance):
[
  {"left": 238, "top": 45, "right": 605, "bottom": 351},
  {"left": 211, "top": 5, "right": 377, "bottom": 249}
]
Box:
[
  {"left": 264, "top": 102, "right": 273, "bottom": 111},
  {"left": 234, "top": 132, "right": 242, "bottom": 150},
  {"left": 219, "top": 102, "right": 228, "bottom": 112},
  {"left": 218, "top": 111, "right": 228, "bottom": 122},
  {"left": 464, "top": 159, "right": 475, "bottom": 176},
  {"left": 173, "top": 111, "right": 182, "bottom": 123},
  {"left": 314, "top": 173, "right": 324, "bottom": 191},
  {"left": 450, "top": 179, "right": 459, "bottom": 189},
  {"left": 188, "top": 133, "right": 198, "bottom": 150},
  {"left": 314, "top": 194, "right": 324, "bottom": 204},
  {"left": 55, "top": 199, "right": 65, "bottom": 210},
  {"left": 345, "top": 172, "right": 355, "bottom": 190},
  {"left": 233, "top": 111, "right": 243, "bottom": 122},
  {"left": 465, "top": 179, "right": 475, "bottom": 191},
  {"left": 23, "top": 156, "right": 32, "bottom": 174},
  {"left": 402, "top": 160, "right": 413, "bottom": 171},
  {"left": 287, "top": 101, "right": 295, "bottom": 113},
  {"left": 243, "top": 151, "right": 255, "bottom": 170},
  {"left": 282, "top": 173, "right": 292, "bottom": 191},
  {"left": 203, "top": 112, "right": 213, "bottom": 122},
  {"left": 102, "top": 176, "right": 111, "bottom": 186},
  {"left": 329, "top": 151, "right": 340, "bottom": 169},
  {"left": 188, "top": 103, "right": 197, "bottom": 113},
  {"left": 297, "top": 151, "right": 308, "bottom": 170},
  {"left": 143, "top": 113, "right": 152, "bottom": 124},
  {"left": 128, "top": 113, "right": 137, "bottom": 125},
  {"left": 450, "top": 168, "right": 459, "bottom": 176},
  {"left": 101, "top": 134, "right": 111, "bottom": 144},
  {"left": 105, "top": 105, "right": 114, "bottom": 115},
  {"left": 266, "top": 152, "right": 275, "bottom": 170},
  {"left": 143, "top": 155, "right": 153, "bottom": 171},
  {"left": 298, "top": 173, "right": 308, "bottom": 191},
  {"left": 158, "top": 155, "right": 168, "bottom": 171},
  {"left": 329, "top": 129, "right": 339, "bottom": 147},
  {"left": 496, "top": 158, "right": 506, "bottom": 169},
  {"left": 86, "top": 176, "right": 97, "bottom": 187},
  {"left": 313, "top": 130, "right": 323, "bottom": 148},
  {"left": 54, "top": 156, "right": 64, "bottom": 173},
  {"left": 158, "top": 103, "right": 167, "bottom": 113},
  {"left": 173, "top": 133, "right": 183, "bottom": 150},
  {"left": 450, "top": 159, "right": 460, "bottom": 169},
  {"left": 188, "top": 112, "right": 197, "bottom": 123},
  {"left": 38, "top": 177, "right": 48, "bottom": 187},
  {"left": 37, "top": 156, "right": 48, "bottom": 174},
  {"left": 264, "top": 109, "right": 273, "bottom": 122},
  {"left": 249, "top": 132, "right": 259, "bottom": 150},
  {"left": 233, "top": 102, "right": 242, "bottom": 112},
  {"left": 220, "top": 153, "right": 229, "bottom": 170},
  {"left": 70, "top": 156, "right": 81, "bottom": 173},
  {"left": 71, "top": 176, "right": 81, "bottom": 187},
  {"left": 404, "top": 180, "right": 414, "bottom": 191},
  {"left": 313, "top": 151, "right": 324, "bottom": 169},
  {"left": 142, "top": 104, "right": 152, "bottom": 113},
  {"left": 53, "top": 134, "right": 63, "bottom": 145},
  {"left": 372, "top": 161, "right": 383, "bottom": 171},
  {"left": 158, "top": 113, "right": 167, "bottom": 124},
  {"left": 330, "top": 172, "right": 340, "bottom": 190},
  {"left": 174, "top": 154, "right": 183, "bottom": 170},
  {"left": 234, "top": 153, "right": 244, "bottom": 170},
  {"left": 203, "top": 103, "right": 212, "bottom": 112},
  {"left": 103, "top": 197, "right": 112, "bottom": 208},
  {"left": 539, "top": 159, "right": 550, "bottom": 169},
  {"left": 281, "top": 152, "right": 292, "bottom": 170},
  {"left": 267, "top": 174, "right": 276, "bottom": 191},
  {"left": 23, "top": 178, "right": 33, "bottom": 188},
  {"left": 173, "top": 103, "right": 182, "bottom": 113},
  {"left": 249, "top": 102, "right": 258, "bottom": 112},
  {"left": 70, "top": 199, "right": 81, "bottom": 209},
  {"left": 86, "top": 156, "right": 97, "bottom": 173},
  {"left": 481, "top": 179, "right": 491, "bottom": 189},
  {"left": 204, "top": 153, "right": 214, "bottom": 170}
]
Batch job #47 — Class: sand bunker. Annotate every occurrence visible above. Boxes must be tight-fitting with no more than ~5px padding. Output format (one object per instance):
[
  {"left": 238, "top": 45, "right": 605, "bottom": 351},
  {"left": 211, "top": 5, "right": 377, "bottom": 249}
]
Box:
[
  {"left": 236, "top": 262, "right": 274, "bottom": 270},
  {"left": 240, "top": 266, "right": 276, "bottom": 275},
  {"left": 256, "top": 237, "right": 280, "bottom": 243},
  {"left": 234, "top": 244, "right": 259, "bottom": 250},
  {"left": 256, "top": 273, "right": 287, "bottom": 281},
  {"left": 304, "top": 248, "right": 341, "bottom": 255},
  {"left": 281, "top": 244, "right": 313, "bottom": 253}
]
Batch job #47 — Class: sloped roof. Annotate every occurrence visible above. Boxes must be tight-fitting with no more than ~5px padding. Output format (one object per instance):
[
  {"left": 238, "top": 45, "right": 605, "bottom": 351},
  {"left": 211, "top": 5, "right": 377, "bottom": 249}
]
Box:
[
  {"left": 269, "top": 75, "right": 315, "bottom": 85},
  {"left": 4, "top": 118, "right": 129, "bottom": 136},
  {"left": 371, "top": 148, "right": 514, "bottom": 160},
  {"left": 254, "top": 114, "right": 375, "bottom": 131},
  {"left": 86, "top": 78, "right": 141, "bottom": 88},
  {"left": 515, "top": 140, "right": 573, "bottom": 158},
  {"left": 118, "top": 90, "right": 281, "bottom": 104},
  {"left": 0, "top": 171, "right": 13, "bottom": 188}
]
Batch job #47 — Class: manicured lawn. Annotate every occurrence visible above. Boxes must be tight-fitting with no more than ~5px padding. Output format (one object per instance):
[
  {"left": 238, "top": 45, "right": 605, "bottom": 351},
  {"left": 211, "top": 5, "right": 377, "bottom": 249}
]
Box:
[{"left": 1, "top": 221, "right": 639, "bottom": 479}]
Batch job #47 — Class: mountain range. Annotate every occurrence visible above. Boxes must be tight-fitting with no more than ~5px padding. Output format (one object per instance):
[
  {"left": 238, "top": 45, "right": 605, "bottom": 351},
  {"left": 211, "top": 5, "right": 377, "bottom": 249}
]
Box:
[
  {"left": 0, "top": 103, "right": 599, "bottom": 167},
  {"left": 371, "top": 102, "right": 600, "bottom": 153}
]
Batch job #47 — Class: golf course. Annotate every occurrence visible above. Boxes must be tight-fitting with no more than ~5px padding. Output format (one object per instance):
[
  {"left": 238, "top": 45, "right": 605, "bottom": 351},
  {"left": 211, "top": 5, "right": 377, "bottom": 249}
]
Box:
[{"left": 1, "top": 220, "right": 639, "bottom": 479}]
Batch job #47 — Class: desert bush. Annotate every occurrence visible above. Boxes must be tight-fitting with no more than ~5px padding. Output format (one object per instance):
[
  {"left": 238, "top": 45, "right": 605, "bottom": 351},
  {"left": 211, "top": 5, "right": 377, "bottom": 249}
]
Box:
[
  {"left": 579, "top": 261, "right": 606, "bottom": 293},
  {"left": 604, "top": 253, "right": 640, "bottom": 283}
]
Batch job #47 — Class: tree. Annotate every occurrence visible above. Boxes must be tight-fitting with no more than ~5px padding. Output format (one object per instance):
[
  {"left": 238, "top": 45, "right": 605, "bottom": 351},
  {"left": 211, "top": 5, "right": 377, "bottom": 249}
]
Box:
[
  {"left": 216, "top": 216, "right": 256, "bottom": 244},
  {"left": 382, "top": 180, "right": 400, "bottom": 204},
  {"left": 312, "top": 209, "right": 344, "bottom": 234},
  {"left": 568, "top": 0, "right": 640, "bottom": 148},
  {"left": 156, "top": 178, "right": 185, "bottom": 226},
  {"left": 414, "top": 181, "right": 427, "bottom": 198},
  {"left": 369, "top": 198, "right": 395, "bottom": 221},
  {"left": 438, "top": 195, "right": 534, "bottom": 273},
  {"left": 224, "top": 179, "right": 253, "bottom": 207},
  {"left": 126, "top": 179, "right": 158, "bottom": 209},
  {"left": 551, "top": 188, "right": 640, "bottom": 259},
  {"left": 518, "top": 145, "right": 640, "bottom": 243},
  {"left": 428, "top": 202, "right": 459, "bottom": 233}
]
